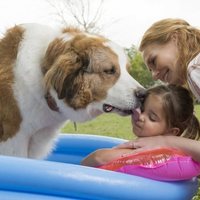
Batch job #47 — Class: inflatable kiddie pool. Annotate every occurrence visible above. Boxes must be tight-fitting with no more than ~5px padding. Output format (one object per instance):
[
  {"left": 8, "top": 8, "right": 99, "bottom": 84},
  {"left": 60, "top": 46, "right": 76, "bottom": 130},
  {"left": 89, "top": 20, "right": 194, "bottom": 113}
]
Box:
[{"left": 0, "top": 134, "right": 198, "bottom": 200}]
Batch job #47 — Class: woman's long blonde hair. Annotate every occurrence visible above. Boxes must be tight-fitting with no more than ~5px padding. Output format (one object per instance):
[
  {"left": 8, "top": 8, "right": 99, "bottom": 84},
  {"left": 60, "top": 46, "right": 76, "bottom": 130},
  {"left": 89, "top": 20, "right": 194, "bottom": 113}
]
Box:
[{"left": 139, "top": 18, "right": 200, "bottom": 84}]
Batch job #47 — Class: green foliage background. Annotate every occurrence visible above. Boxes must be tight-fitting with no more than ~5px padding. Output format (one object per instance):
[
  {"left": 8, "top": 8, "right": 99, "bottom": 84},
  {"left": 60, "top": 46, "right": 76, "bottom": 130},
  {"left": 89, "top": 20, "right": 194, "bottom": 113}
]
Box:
[{"left": 126, "top": 45, "right": 155, "bottom": 88}]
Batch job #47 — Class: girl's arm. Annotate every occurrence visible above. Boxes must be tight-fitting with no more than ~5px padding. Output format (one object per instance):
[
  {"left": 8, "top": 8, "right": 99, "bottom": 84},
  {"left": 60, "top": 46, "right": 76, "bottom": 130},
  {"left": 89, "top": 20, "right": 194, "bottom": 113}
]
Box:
[
  {"left": 81, "top": 148, "right": 134, "bottom": 167},
  {"left": 115, "top": 135, "right": 200, "bottom": 162}
]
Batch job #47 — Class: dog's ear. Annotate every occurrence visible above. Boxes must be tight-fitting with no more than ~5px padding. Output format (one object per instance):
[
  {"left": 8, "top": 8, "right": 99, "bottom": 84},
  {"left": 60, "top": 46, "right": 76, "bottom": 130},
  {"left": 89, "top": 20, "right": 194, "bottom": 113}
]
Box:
[
  {"left": 57, "top": 53, "right": 91, "bottom": 101},
  {"left": 42, "top": 38, "right": 68, "bottom": 74},
  {"left": 43, "top": 37, "right": 92, "bottom": 103},
  {"left": 44, "top": 51, "right": 82, "bottom": 99},
  {"left": 81, "top": 54, "right": 90, "bottom": 73},
  {"left": 48, "top": 53, "right": 94, "bottom": 109}
]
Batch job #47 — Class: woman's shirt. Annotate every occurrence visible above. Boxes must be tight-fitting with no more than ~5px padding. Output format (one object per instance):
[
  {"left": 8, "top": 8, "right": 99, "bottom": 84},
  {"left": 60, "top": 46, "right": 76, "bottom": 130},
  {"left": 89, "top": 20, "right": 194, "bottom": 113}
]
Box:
[{"left": 187, "top": 53, "right": 200, "bottom": 101}]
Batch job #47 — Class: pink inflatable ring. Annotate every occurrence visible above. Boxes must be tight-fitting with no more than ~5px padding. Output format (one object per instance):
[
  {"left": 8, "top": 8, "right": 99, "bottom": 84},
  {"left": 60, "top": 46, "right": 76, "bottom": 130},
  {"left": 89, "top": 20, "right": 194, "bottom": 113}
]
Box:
[{"left": 99, "top": 148, "right": 200, "bottom": 181}]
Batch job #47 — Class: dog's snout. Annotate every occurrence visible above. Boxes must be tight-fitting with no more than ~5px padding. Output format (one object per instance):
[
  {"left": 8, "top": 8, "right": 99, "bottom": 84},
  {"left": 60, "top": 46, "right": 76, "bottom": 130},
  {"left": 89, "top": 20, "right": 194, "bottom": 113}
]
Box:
[
  {"left": 135, "top": 88, "right": 146, "bottom": 98},
  {"left": 135, "top": 88, "right": 147, "bottom": 104}
]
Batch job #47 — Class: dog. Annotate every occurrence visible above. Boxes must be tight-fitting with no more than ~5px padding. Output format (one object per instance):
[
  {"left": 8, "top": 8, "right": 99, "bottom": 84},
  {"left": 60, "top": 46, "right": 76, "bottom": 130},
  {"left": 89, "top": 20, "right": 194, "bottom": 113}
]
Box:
[{"left": 0, "top": 23, "right": 142, "bottom": 159}]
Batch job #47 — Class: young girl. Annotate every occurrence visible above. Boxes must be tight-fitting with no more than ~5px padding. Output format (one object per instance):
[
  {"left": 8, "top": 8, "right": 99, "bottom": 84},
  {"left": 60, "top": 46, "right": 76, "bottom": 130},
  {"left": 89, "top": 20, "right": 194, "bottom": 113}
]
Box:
[
  {"left": 81, "top": 84, "right": 200, "bottom": 167},
  {"left": 117, "top": 18, "right": 200, "bottom": 162}
]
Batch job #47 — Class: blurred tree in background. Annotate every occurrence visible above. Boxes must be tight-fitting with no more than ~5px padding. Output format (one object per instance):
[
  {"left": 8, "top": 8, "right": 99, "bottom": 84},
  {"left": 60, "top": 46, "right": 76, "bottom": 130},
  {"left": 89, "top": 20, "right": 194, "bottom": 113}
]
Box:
[
  {"left": 47, "top": 0, "right": 156, "bottom": 88},
  {"left": 126, "top": 45, "right": 155, "bottom": 88},
  {"left": 47, "top": 0, "right": 106, "bottom": 34}
]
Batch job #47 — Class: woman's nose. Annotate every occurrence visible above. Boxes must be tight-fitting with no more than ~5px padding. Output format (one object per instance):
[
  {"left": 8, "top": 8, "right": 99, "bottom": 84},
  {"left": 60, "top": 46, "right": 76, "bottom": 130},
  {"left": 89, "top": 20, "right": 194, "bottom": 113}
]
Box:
[{"left": 152, "top": 70, "right": 159, "bottom": 80}]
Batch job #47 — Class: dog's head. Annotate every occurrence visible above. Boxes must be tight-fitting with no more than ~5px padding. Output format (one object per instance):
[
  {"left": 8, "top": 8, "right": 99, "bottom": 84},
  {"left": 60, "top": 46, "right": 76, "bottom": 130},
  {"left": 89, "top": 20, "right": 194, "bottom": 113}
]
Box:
[{"left": 42, "top": 28, "right": 143, "bottom": 122}]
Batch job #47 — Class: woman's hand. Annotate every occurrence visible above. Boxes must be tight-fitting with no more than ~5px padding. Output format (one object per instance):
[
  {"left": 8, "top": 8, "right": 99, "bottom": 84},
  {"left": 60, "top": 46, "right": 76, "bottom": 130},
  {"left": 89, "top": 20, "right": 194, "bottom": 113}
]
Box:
[
  {"left": 115, "top": 136, "right": 171, "bottom": 154},
  {"left": 115, "top": 135, "right": 200, "bottom": 162}
]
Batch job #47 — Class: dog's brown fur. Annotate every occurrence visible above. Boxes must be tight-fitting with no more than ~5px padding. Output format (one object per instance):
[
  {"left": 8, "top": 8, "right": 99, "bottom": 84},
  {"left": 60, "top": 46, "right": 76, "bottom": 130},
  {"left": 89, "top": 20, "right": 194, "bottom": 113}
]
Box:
[{"left": 0, "top": 26, "right": 24, "bottom": 141}]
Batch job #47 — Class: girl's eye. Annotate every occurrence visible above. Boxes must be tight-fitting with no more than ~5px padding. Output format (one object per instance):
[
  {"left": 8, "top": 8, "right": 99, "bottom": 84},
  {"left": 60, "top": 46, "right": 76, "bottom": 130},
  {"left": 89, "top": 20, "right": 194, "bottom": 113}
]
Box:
[{"left": 149, "top": 114, "right": 157, "bottom": 122}]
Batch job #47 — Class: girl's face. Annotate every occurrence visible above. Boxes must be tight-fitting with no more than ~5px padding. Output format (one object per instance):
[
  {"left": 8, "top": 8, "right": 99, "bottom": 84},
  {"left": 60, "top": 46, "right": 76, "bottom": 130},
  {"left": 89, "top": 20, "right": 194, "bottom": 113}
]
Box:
[
  {"left": 142, "top": 40, "right": 184, "bottom": 85},
  {"left": 132, "top": 94, "right": 170, "bottom": 137}
]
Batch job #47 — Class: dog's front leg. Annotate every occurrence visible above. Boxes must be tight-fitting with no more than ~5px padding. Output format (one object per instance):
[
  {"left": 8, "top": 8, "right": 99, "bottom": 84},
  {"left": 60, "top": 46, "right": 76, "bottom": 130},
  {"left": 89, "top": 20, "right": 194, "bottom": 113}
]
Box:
[{"left": 28, "top": 126, "right": 59, "bottom": 159}]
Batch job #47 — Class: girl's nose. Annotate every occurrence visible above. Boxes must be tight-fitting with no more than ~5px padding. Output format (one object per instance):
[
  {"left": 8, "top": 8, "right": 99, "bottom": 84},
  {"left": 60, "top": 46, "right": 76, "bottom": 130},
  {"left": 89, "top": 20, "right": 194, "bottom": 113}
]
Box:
[{"left": 139, "top": 113, "right": 145, "bottom": 122}]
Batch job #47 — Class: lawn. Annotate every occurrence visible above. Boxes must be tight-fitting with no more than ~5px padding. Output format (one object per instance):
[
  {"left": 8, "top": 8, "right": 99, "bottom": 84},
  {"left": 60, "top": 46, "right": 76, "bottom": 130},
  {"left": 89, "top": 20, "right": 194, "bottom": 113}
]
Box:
[
  {"left": 61, "top": 104, "right": 200, "bottom": 200},
  {"left": 61, "top": 113, "right": 134, "bottom": 139}
]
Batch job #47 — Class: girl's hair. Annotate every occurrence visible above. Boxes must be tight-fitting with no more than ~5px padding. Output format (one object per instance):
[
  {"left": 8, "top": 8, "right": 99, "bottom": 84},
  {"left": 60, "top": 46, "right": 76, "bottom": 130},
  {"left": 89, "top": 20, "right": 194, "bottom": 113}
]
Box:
[
  {"left": 146, "top": 84, "right": 200, "bottom": 140},
  {"left": 139, "top": 18, "right": 200, "bottom": 84}
]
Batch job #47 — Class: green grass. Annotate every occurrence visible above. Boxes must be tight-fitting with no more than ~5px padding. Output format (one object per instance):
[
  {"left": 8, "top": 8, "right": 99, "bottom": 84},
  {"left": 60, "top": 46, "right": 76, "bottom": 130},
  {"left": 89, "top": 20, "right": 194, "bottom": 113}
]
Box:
[
  {"left": 62, "top": 113, "right": 134, "bottom": 139},
  {"left": 61, "top": 105, "right": 200, "bottom": 199}
]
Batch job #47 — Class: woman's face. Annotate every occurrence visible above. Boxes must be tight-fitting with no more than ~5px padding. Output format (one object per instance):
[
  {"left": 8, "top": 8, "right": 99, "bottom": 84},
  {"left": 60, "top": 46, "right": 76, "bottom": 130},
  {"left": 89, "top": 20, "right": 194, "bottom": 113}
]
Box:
[
  {"left": 142, "top": 40, "right": 184, "bottom": 85},
  {"left": 132, "top": 94, "right": 169, "bottom": 137}
]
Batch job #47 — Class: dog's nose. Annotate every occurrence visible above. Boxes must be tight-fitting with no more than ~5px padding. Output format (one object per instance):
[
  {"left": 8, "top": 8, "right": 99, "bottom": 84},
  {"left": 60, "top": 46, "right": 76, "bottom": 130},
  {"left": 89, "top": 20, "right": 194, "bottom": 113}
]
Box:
[{"left": 135, "top": 88, "right": 147, "bottom": 104}]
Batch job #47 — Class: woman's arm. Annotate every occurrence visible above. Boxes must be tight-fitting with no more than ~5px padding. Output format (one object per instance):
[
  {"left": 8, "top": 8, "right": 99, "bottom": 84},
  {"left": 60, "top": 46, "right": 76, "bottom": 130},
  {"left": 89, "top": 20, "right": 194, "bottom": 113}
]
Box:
[
  {"left": 81, "top": 148, "right": 134, "bottom": 167},
  {"left": 115, "top": 135, "right": 200, "bottom": 162}
]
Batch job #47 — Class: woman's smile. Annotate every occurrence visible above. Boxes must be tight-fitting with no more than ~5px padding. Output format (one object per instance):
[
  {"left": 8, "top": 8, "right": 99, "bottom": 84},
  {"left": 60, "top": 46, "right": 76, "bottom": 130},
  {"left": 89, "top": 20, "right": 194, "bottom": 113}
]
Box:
[
  {"left": 143, "top": 40, "right": 180, "bottom": 84},
  {"left": 161, "top": 69, "right": 170, "bottom": 82}
]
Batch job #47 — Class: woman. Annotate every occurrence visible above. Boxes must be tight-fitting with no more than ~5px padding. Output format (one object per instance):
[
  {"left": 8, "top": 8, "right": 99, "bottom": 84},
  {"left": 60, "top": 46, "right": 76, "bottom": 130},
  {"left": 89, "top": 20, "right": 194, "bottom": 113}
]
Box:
[{"left": 117, "top": 18, "right": 200, "bottom": 162}]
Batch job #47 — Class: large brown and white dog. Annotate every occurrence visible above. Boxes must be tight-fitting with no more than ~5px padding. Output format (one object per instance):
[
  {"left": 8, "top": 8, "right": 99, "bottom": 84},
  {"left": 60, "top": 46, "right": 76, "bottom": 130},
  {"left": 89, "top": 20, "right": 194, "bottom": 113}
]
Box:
[{"left": 0, "top": 23, "right": 142, "bottom": 159}]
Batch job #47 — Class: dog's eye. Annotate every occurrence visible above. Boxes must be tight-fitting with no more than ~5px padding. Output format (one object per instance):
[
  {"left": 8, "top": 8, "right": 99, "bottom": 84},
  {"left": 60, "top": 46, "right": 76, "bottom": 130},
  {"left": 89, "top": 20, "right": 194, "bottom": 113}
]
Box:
[{"left": 103, "top": 66, "right": 116, "bottom": 75}]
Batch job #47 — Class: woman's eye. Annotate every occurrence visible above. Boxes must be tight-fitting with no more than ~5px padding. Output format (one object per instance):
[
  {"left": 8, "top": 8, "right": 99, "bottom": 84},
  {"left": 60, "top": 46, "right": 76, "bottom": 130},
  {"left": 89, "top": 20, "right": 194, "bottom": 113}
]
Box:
[
  {"left": 151, "top": 58, "right": 155, "bottom": 65},
  {"left": 148, "top": 57, "right": 156, "bottom": 69}
]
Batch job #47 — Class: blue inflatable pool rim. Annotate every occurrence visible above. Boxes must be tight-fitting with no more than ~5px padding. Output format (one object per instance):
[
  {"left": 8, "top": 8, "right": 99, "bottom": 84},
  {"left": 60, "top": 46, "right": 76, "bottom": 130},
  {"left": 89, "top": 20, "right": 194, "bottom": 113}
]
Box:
[{"left": 0, "top": 134, "right": 198, "bottom": 200}]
